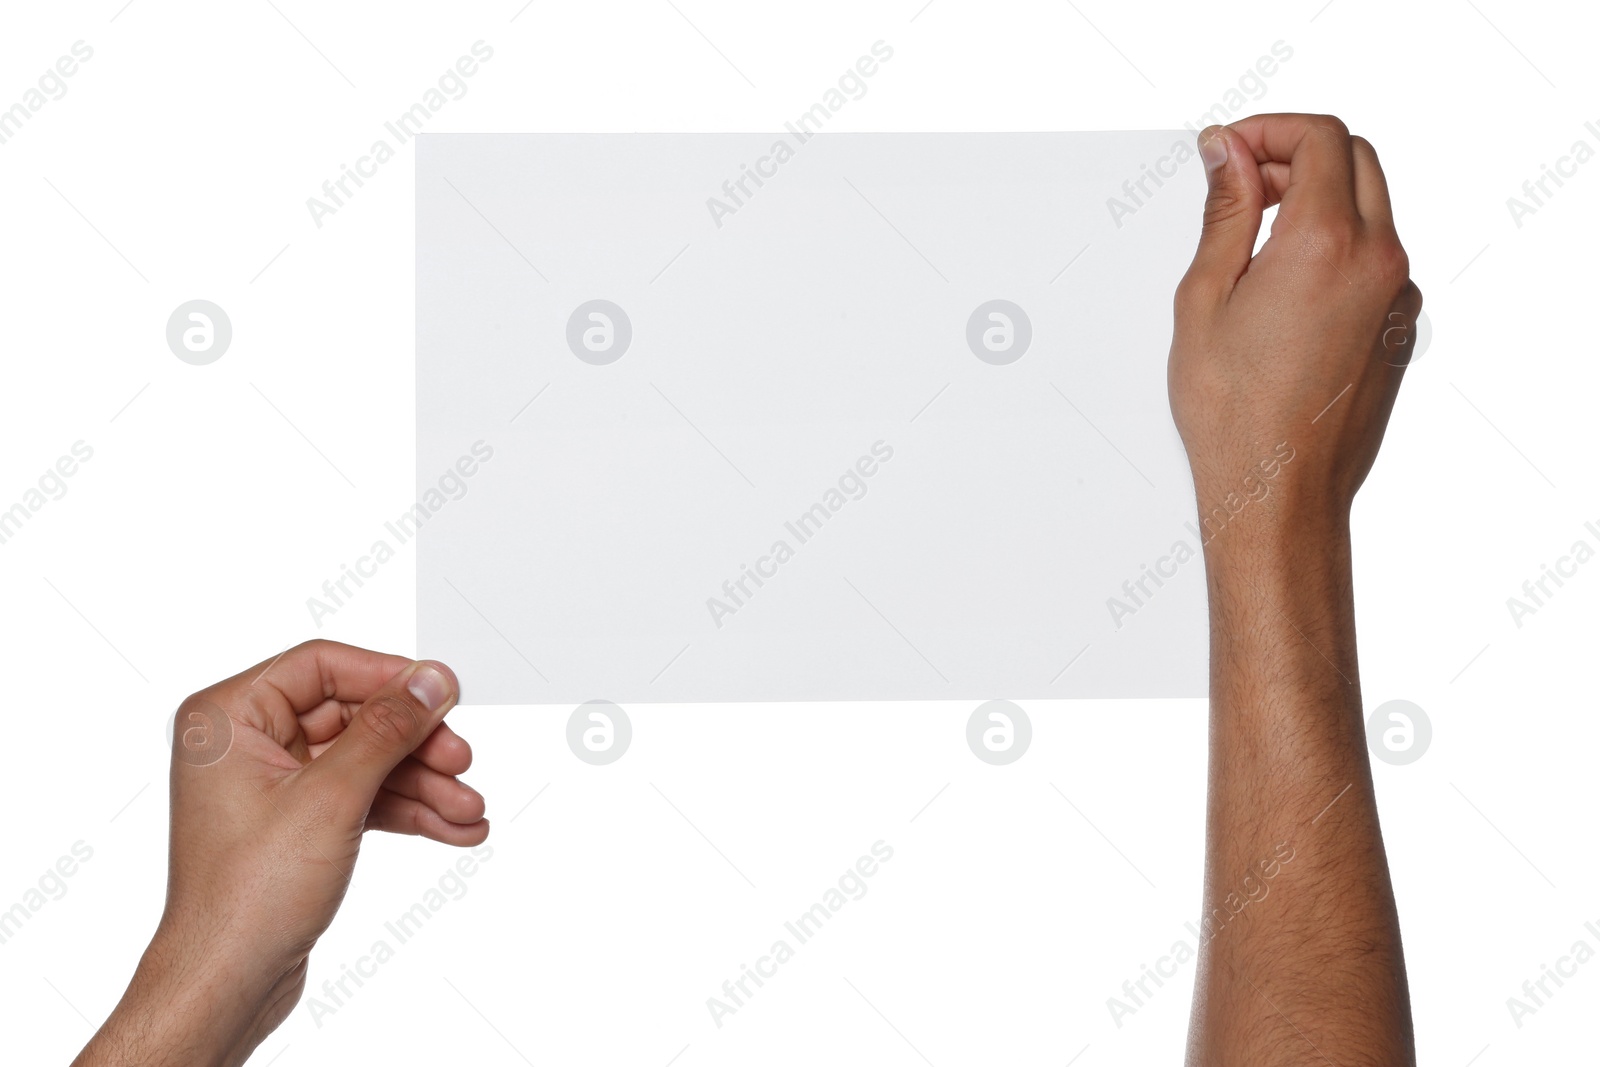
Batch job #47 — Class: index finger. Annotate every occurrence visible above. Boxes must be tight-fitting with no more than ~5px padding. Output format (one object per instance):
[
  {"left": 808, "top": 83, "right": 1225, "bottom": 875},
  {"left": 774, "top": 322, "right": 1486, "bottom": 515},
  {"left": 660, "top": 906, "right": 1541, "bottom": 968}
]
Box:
[
  {"left": 1227, "top": 113, "right": 1358, "bottom": 220},
  {"left": 200, "top": 639, "right": 415, "bottom": 750}
]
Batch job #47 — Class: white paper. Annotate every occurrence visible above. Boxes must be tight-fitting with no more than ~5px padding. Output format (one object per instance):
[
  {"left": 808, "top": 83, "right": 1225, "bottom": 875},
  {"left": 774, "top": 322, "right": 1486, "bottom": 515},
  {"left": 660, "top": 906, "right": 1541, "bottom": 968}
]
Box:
[{"left": 416, "top": 132, "right": 1209, "bottom": 703}]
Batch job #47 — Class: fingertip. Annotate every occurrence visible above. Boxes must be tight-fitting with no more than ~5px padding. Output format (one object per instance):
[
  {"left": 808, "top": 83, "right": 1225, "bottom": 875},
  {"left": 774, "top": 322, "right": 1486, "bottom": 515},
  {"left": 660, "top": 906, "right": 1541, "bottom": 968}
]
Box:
[
  {"left": 405, "top": 660, "right": 458, "bottom": 713},
  {"left": 1199, "top": 124, "right": 1228, "bottom": 173}
]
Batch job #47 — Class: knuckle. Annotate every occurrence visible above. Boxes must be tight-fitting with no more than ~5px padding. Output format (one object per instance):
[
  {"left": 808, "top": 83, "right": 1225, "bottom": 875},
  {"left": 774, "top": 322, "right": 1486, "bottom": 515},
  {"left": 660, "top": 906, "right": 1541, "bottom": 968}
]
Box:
[
  {"left": 1311, "top": 113, "right": 1350, "bottom": 140},
  {"left": 1173, "top": 272, "right": 1218, "bottom": 316},
  {"left": 1304, "top": 214, "right": 1360, "bottom": 261},
  {"left": 1202, "top": 187, "right": 1247, "bottom": 230},
  {"left": 361, "top": 694, "right": 421, "bottom": 748},
  {"left": 1368, "top": 238, "right": 1411, "bottom": 288}
]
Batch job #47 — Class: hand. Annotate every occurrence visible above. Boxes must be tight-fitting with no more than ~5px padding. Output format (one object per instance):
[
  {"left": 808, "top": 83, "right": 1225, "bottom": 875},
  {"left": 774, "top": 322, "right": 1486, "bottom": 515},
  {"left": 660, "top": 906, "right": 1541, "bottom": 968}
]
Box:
[
  {"left": 1168, "top": 113, "right": 1422, "bottom": 536},
  {"left": 75, "top": 640, "right": 487, "bottom": 1067}
]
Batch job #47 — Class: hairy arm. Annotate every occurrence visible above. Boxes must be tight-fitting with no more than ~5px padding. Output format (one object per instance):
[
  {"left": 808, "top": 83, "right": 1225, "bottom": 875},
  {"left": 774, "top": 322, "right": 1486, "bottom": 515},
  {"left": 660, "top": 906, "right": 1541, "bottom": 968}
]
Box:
[{"left": 1171, "top": 114, "right": 1421, "bottom": 1065}]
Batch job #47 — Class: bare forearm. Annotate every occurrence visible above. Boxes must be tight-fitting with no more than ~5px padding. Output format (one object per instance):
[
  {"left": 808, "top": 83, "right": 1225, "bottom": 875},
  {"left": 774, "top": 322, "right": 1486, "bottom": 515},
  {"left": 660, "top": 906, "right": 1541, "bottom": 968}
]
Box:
[
  {"left": 1187, "top": 518, "right": 1412, "bottom": 1065},
  {"left": 73, "top": 927, "right": 292, "bottom": 1067}
]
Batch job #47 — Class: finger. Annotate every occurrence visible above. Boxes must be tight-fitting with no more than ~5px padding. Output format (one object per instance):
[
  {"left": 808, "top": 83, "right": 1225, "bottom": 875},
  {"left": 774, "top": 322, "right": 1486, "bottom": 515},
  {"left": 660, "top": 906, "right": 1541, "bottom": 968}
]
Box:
[
  {"left": 299, "top": 660, "right": 460, "bottom": 812},
  {"left": 412, "top": 722, "right": 473, "bottom": 775},
  {"left": 1350, "top": 135, "right": 1395, "bottom": 230},
  {"left": 1226, "top": 113, "right": 1358, "bottom": 220},
  {"left": 366, "top": 790, "right": 490, "bottom": 846},
  {"left": 1258, "top": 161, "right": 1292, "bottom": 206},
  {"left": 201, "top": 640, "right": 415, "bottom": 753},
  {"left": 1180, "top": 124, "right": 1268, "bottom": 299},
  {"left": 301, "top": 705, "right": 472, "bottom": 775},
  {"left": 381, "top": 758, "right": 486, "bottom": 825}
]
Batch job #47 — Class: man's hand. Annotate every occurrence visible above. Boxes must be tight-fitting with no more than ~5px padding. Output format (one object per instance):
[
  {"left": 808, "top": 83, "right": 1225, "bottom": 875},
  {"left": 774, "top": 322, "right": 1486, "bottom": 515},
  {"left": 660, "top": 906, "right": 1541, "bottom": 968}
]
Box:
[
  {"left": 1171, "top": 113, "right": 1422, "bottom": 529},
  {"left": 1172, "top": 115, "right": 1418, "bottom": 1067},
  {"left": 75, "top": 640, "right": 487, "bottom": 1067}
]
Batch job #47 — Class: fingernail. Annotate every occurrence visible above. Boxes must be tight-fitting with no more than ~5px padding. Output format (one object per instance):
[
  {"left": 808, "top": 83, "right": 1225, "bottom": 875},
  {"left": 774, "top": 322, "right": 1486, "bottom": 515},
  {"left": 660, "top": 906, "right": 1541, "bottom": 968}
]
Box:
[
  {"left": 1199, "top": 126, "right": 1228, "bottom": 173},
  {"left": 408, "top": 662, "right": 453, "bottom": 711}
]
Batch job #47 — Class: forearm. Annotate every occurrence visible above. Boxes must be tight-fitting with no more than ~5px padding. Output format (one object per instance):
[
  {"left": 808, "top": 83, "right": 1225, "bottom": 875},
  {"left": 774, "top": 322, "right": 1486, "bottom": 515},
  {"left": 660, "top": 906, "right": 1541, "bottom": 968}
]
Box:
[
  {"left": 73, "top": 928, "right": 292, "bottom": 1067},
  {"left": 1187, "top": 513, "right": 1412, "bottom": 1065}
]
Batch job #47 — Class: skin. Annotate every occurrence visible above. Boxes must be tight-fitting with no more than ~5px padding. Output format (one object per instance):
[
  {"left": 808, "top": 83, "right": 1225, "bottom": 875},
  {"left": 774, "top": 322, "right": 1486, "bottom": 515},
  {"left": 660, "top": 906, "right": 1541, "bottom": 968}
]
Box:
[
  {"left": 1171, "top": 114, "right": 1421, "bottom": 1065},
  {"left": 73, "top": 640, "right": 487, "bottom": 1067}
]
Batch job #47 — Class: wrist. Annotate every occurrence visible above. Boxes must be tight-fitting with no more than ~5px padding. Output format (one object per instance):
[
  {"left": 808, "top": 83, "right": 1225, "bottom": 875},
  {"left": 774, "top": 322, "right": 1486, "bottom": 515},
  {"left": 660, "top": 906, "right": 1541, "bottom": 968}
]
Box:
[{"left": 77, "top": 927, "right": 293, "bottom": 1067}]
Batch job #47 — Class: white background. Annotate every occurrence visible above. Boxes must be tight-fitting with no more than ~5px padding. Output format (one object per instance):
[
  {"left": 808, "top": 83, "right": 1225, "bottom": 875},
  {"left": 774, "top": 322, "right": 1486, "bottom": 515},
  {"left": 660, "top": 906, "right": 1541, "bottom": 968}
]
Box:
[{"left": 1, "top": 1, "right": 1595, "bottom": 1064}]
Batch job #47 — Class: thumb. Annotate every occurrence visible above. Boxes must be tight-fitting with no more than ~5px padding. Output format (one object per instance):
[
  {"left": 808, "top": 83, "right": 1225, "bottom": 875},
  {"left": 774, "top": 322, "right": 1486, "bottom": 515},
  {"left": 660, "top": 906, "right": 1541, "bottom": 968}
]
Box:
[
  {"left": 1185, "top": 124, "right": 1267, "bottom": 297},
  {"left": 301, "top": 660, "right": 459, "bottom": 813}
]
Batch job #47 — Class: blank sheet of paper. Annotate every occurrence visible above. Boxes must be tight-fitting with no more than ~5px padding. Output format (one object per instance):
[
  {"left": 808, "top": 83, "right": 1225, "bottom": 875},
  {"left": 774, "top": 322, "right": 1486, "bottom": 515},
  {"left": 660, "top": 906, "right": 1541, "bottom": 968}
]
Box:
[{"left": 416, "top": 132, "right": 1208, "bottom": 704}]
